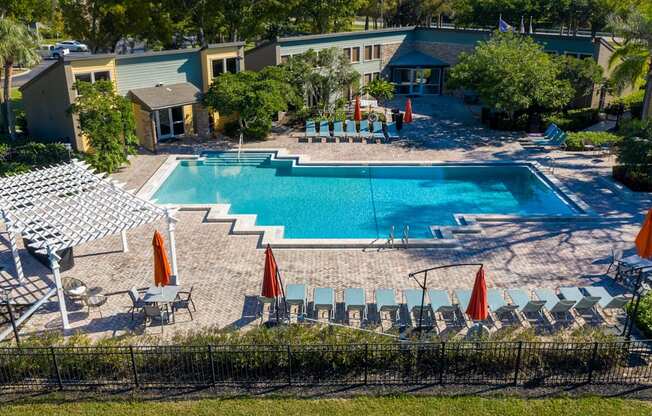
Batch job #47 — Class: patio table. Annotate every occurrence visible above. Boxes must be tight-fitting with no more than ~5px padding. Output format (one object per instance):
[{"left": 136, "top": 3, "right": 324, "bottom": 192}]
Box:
[{"left": 143, "top": 286, "right": 181, "bottom": 322}]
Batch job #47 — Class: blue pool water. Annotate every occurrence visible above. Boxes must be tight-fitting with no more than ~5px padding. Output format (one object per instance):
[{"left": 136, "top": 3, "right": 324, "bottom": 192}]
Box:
[{"left": 153, "top": 152, "right": 578, "bottom": 239}]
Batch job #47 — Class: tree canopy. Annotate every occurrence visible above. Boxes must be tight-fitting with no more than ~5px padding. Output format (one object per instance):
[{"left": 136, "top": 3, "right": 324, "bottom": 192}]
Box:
[{"left": 447, "top": 32, "right": 573, "bottom": 117}]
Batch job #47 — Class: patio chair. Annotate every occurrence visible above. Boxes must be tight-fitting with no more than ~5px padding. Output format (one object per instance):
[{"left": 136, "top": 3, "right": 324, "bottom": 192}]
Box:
[
  {"left": 520, "top": 123, "right": 558, "bottom": 141},
  {"left": 344, "top": 287, "right": 366, "bottom": 322},
  {"left": 487, "top": 288, "right": 519, "bottom": 325},
  {"left": 427, "top": 289, "right": 458, "bottom": 328},
  {"left": 403, "top": 288, "right": 432, "bottom": 328},
  {"left": 304, "top": 120, "right": 316, "bottom": 143},
  {"left": 127, "top": 287, "right": 146, "bottom": 321},
  {"left": 559, "top": 286, "right": 601, "bottom": 321},
  {"left": 345, "top": 120, "right": 358, "bottom": 142},
  {"left": 82, "top": 293, "right": 108, "bottom": 318},
  {"left": 375, "top": 288, "right": 399, "bottom": 325},
  {"left": 143, "top": 303, "right": 170, "bottom": 333},
  {"left": 454, "top": 289, "right": 474, "bottom": 327},
  {"left": 286, "top": 283, "right": 307, "bottom": 318},
  {"left": 62, "top": 277, "right": 88, "bottom": 302},
  {"left": 534, "top": 288, "right": 576, "bottom": 323},
  {"left": 386, "top": 122, "right": 400, "bottom": 141},
  {"left": 332, "top": 121, "right": 346, "bottom": 143},
  {"left": 582, "top": 286, "right": 630, "bottom": 316},
  {"left": 358, "top": 120, "right": 372, "bottom": 142},
  {"left": 173, "top": 286, "right": 196, "bottom": 320},
  {"left": 606, "top": 248, "right": 623, "bottom": 275},
  {"left": 313, "top": 287, "right": 335, "bottom": 321},
  {"left": 530, "top": 131, "right": 567, "bottom": 148},
  {"left": 506, "top": 288, "right": 547, "bottom": 325},
  {"left": 371, "top": 121, "right": 384, "bottom": 143},
  {"left": 318, "top": 120, "right": 331, "bottom": 141}
]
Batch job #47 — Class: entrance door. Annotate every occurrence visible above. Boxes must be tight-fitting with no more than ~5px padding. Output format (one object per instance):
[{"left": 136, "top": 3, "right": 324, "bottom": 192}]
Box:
[{"left": 156, "top": 106, "right": 185, "bottom": 140}]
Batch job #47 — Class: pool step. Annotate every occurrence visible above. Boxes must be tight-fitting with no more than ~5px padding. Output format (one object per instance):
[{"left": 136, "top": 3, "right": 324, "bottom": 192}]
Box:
[{"left": 203, "top": 160, "right": 267, "bottom": 166}]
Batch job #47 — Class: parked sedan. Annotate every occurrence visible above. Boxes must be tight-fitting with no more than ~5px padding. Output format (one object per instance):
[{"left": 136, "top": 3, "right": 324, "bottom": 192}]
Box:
[{"left": 55, "top": 40, "right": 89, "bottom": 52}]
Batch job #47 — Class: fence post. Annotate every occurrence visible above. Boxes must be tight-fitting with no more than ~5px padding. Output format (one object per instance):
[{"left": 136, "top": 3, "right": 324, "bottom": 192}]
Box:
[
  {"left": 588, "top": 342, "right": 599, "bottom": 384},
  {"left": 439, "top": 341, "right": 445, "bottom": 385},
  {"left": 50, "top": 347, "right": 63, "bottom": 390},
  {"left": 287, "top": 345, "right": 292, "bottom": 386},
  {"left": 208, "top": 345, "right": 217, "bottom": 387},
  {"left": 513, "top": 341, "right": 523, "bottom": 386},
  {"left": 129, "top": 346, "right": 139, "bottom": 388},
  {"left": 364, "top": 344, "right": 368, "bottom": 385}
]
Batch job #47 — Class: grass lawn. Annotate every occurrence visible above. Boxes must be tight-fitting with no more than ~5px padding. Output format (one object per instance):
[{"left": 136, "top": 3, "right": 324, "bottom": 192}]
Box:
[{"left": 3, "top": 396, "right": 652, "bottom": 416}]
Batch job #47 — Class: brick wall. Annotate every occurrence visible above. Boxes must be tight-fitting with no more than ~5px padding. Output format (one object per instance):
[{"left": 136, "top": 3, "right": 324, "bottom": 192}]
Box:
[{"left": 193, "top": 104, "right": 210, "bottom": 137}]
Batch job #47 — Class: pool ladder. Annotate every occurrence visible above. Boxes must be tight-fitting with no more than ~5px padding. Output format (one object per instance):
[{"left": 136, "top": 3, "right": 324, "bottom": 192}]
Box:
[{"left": 385, "top": 225, "right": 410, "bottom": 249}]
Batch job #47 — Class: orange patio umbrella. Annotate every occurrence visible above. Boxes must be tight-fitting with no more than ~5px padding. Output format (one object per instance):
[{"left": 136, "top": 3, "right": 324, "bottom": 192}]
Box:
[
  {"left": 636, "top": 208, "right": 652, "bottom": 258},
  {"left": 153, "top": 230, "right": 172, "bottom": 287},
  {"left": 465, "top": 266, "right": 489, "bottom": 321},
  {"left": 262, "top": 245, "right": 281, "bottom": 298},
  {"left": 404, "top": 98, "right": 413, "bottom": 123},
  {"left": 353, "top": 95, "right": 362, "bottom": 121}
]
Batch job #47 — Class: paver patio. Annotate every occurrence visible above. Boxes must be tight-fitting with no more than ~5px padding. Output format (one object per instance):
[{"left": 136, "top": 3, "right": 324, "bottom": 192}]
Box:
[{"left": 1, "top": 96, "right": 649, "bottom": 340}]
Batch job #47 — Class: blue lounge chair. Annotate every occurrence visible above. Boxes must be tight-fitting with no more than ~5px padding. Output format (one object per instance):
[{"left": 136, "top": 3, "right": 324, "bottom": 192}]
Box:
[
  {"left": 344, "top": 287, "right": 366, "bottom": 321},
  {"left": 318, "top": 121, "right": 331, "bottom": 141},
  {"left": 582, "top": 286, "right": 630, "bottom": 313},
  {"left": 454, "top": 289, "right": 471, "bottom": 312},
  {"left": 345, "top": 120, "right": 358, "bottom": 142},
  {"left": 488, "top": 288, "right": 519, "bottom": 315},
  {"left": 559, "top": 286, "right": 601, "bottom": 319},
  {"left": 332, "top": 121, "right": 347, "bottom": 143},
  {"left": 403, "top": 288, "right": 431, "bottom": 327},
  {"left": 304, "top": 120, "right": 316, "bottom": 143},
  {"left": 530, "top": 131, "right": 567, "bottom": 148},
  {"left": 359, "top": 120, "right": 372, "bottom": 142},
  {"left": 371, "top": 121, "right": 384, "bottom": 143},
  {"left": 506, "top": 288, "right": 547, "bottom": 324},
  {"left": 286, "top": 283, "right": 307, "bottom": 317},
  {"left": 375, "top": 288, "right": 399, "bottom": 324},
  {"left": 428, "top": 289, "right": 455, "bottom": 314},
  {"left": 386, "top": 122, "right": 400, "bottom": 141},
  {"left": 313, "top": 287, "right": 335, "bottom": 321},
  {"left": 522, "top": 123, "right": 558, "bottom": 141},
  {"left": 535, "top": 288, "right": 576, "bottom": 322}
]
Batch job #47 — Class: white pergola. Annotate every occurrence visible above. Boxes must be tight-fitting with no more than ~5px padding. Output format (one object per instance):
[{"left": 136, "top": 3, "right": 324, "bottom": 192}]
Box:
[{"left": 0, "top": 160, "right": 178, "bottom": 331}]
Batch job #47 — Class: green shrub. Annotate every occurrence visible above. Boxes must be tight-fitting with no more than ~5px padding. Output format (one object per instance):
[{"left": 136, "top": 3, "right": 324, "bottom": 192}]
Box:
[
  {"left": 544, "top": 108, "right": 600, "bottom": 131},
  {"left": 628, "top": 292, "right": 652, "bottom": 338},
  {"left": 565, "top": 131, "right": 622, "bottom": 151},
  {"left": 222, "top": 120, "right": 241, "bottom": 139},
  {"left": 12, "top": 142, "right": 70, "bottom": 166},
  {"left": 605, "top": 90, "right": 645, "bottom": 118}
]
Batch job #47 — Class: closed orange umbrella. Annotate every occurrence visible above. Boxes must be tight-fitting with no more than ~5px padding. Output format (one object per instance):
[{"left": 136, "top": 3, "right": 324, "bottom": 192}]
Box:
[
  {"left": 404, "top": 98, "right": 413, "bottom": 123},
  {"left": 153, "top": 231, "right": 172, "bottom": 287},
  {"left": 636, "top": 208, "right": 652, "bottom": 258},
  {"left": 466, "top": 266, "right": 489, "bottom": 321},
  {"left": 262, "top": 245, "right": 281, "bottom": 298},
  {"left": 354, "top": 95, "right": 362, "bottom": 121}
]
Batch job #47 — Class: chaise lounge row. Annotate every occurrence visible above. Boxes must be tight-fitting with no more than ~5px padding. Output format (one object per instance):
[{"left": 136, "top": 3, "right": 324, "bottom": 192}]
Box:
[
  {"left": 519, "top": 123, "right": 567, "bottom": 149},
  {"left": 303, "top": 120, "right": 400, "bottom": 143},
  {"left": 278, "top": 284, "right": 629, "bottom": 330}
]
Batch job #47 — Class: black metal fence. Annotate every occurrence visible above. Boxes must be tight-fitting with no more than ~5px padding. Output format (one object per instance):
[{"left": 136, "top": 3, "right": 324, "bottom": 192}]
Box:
[{"left": 1, "top": 341, "right": 652, "bottom": 390}]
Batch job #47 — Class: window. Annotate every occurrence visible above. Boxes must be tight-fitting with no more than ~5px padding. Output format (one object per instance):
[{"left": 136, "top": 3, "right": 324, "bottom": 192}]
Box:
[
  {"left": 351, "top": 47, "right": 360, "bottom": 63},
  {"left": 281, "top": 55, "right": 290, "bottom": 64},
  {"left": 343, "top": 48, "right": 351, "bottom": 61},
  {"left": 94, "top": 71, "right": 110, "bottom": 81},
  {"left": 74, "top": 73, "right": 92, "bottom": 83},
  {"left": 373, "top": 45, "right": 381, "bottom": 60},
  {"left": 564, "top": 52, "right": 593, "bottom": 59},
  {"left": 364, "top": 45, "right": 373, "bottom": 61},
  {"left": 74, "top": 70, "right": 111, "bottom": 87},
  {"left": 364, "top": 73, "right": 372, "bottom": 85},
  {"left": 226, "top": 57, "right": 237, "bottom": 74},
  {"left": 211, "top": 57, "right": 239, "bottom": 78},
  {"left": 211, "top": 59, "right": 224, "bottom": 77}
]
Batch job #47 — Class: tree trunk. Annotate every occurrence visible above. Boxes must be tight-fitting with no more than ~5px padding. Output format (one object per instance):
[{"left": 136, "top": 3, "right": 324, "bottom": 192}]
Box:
[
  {"left": 642, "top": 67, "right": 652, "bottom": 120},
  {"left": 3, "top": 62, "right": 15, "bottom": 140},
  {"left": 365, "top": 16, "right": 369, "bottom": 30}
]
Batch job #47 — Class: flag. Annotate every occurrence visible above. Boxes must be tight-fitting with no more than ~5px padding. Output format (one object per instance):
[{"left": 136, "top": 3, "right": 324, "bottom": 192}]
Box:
[
  {"left": 499, "top": 16, "right": 512, "bottom": 33},
  {"left": 520, "top": 16, "right": 525, "bottom": 34}
]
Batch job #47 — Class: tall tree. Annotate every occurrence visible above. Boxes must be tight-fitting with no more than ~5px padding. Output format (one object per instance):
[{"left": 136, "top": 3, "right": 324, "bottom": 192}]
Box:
[
  {"left": 609, "top": 7, "right": 652, "bottom": 119},
  {"left": 0, "top": 18, "right": 40, "bottom": 140},
  {"left": 0, "top": 0, "right": 52, "bottom": 23},
  {"left": 299, "top": 0, "right": 363, "bottom": 34}
]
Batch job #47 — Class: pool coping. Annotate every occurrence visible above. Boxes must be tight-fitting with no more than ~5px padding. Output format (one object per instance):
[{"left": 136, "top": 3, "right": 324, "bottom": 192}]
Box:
[{"left": 137, "top": 148, "right": 597, "bottom": 249}]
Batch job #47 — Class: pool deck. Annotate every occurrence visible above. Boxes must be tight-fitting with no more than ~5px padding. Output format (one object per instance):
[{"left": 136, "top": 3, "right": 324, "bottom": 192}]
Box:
[{"left": 1, "top": 96, "right": 649, "bottom": 340}]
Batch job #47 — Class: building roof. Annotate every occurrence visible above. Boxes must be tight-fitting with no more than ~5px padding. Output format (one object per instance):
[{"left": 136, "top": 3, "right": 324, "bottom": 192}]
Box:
[
  {"left": 128, "top": 82, "right": 203, "bottom": 111},
  {"left": 277, "top": 26, "right": 415, "bottom": 43},
  {"left": 388, "top": 51, "right": 449, "bottom": 67}
]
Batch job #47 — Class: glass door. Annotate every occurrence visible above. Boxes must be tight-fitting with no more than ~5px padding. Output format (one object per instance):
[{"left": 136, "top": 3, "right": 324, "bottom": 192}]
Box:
[
  {"left": 156, "top": 106, "right": 185, "bottom": 140},
  {"left": 171, "top": 106, "right": 185, "bottom": 136}
]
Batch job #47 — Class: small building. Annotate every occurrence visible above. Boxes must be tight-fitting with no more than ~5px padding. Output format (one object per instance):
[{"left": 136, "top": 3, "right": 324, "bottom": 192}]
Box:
[
  {"left": 246, "top": 26, "right": 622, "bottom": 108},
  {"left": 20, "top": 42, "right": 245, "bottom": 152}
]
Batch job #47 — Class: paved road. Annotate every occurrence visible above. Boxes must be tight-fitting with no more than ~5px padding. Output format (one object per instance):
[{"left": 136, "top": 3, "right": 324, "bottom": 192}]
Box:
[{"left": 8, "top": 60, "right": 57, "bottom": 88}]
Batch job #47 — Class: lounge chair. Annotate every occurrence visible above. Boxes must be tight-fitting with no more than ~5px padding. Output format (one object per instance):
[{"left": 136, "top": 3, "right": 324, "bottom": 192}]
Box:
[
  {"left": 358, "top": 120, "right": 372, "bottom": 142},
  {"left": 454, "top": 289, "right": 473, "bottom": 327},
  {"left": 304, "top": 120, "right": 316, "bottom": 143},
  {"left": 529, "top": 131, "right": 567, "bottom": 148},
  {"left": 318, "top": 121, "right": 331, "bottom": 142},
  {"left": 375, "top": 288, "right": 399, "bottom": 325},
  {"left": 506, "top": 288, "right": 547, "bottom": 325},
  {"left": 344, "top": 287, "right": 366, "bottom": 321},
  {"left": 428, "top": 289, "right": 458, "bottom": 328},
  {"left": 487, "top": 288, "right": 519, "bottom": 325},
  {"left": 386, "top": 122, "right": 400, "bottom": 141},
  {"left": 332, "top": 121, "right": 346, "bottom": 143},
  {"left": 559, "top": 286, "right": 601, "bottom": 320},
  {"left": 313, "top": 287, "right": 335, "bottom": 321},
  {"left": 520, "top": 123, "right": 558, "bottom": 141},
  {"left": 345, "top": 120, "right": 358, "bottom": 142},
  {"left": 371, "top": 121, "right": 384, "bottom": 143},
  {"left": 535, "top": 288, "right": 576, "bottom": 322},
  {"left": 403, "top": 288, "right": 431, "bottom": 328},
  {"left": 582, "top": 286, "right": 630, "bottom": 315},
  {"left": 286, "top": 283, "right": 307, "bottom": 318}
]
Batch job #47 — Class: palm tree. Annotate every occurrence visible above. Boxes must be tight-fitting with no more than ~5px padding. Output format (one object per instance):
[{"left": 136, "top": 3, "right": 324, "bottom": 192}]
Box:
[
  {"left": 608, "top": 8, "right": 652, "bottom": 119},
  {"left": 0, "top": 18, "right": 40, "bottom": 139}
]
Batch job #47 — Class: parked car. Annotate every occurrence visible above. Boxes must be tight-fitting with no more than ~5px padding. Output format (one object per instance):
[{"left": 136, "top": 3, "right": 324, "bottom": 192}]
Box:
[
  {"left": 37, "top": 44, "right": 55, "bottom": 59},
  {"left": 55, "top": 40, "right": 89, "bottom": 52}
]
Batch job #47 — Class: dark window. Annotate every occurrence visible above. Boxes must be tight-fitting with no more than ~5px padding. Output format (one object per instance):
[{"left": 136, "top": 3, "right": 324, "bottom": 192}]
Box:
[
  {"left": 364, "top": 73, "right": 372, "bottom": 85},
  {"left": 94, "top": 71, "right": 110, "bottom": 81},
  {"left": 226, "top": 57, "right": 237, "bottom": 74},
  {"left": 343, "top": 48, "right": 351, "bottom": 61},
  {"left": 212, "top": 59, "right": 224, "bottom": 77},
  {"left": 373, "top": 45, "right": 381, "bottom": 59},
  {"left": 74, "top": 73, "right": 92, "bottom": 83},
  {"left": 372, "top": 72, "right": 380, "bottom": 81},
  {"left": 364, "top": 45, "right": 372, "bottom": 61},
  {"left": 351, "top": 47, "right": 360, "bottom": 63}
]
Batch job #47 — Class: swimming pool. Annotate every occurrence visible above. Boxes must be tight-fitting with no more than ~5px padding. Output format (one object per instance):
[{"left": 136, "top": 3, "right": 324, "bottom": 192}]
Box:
[{"left": 152, "top": 152, "right": 580, "bottom": 240}]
